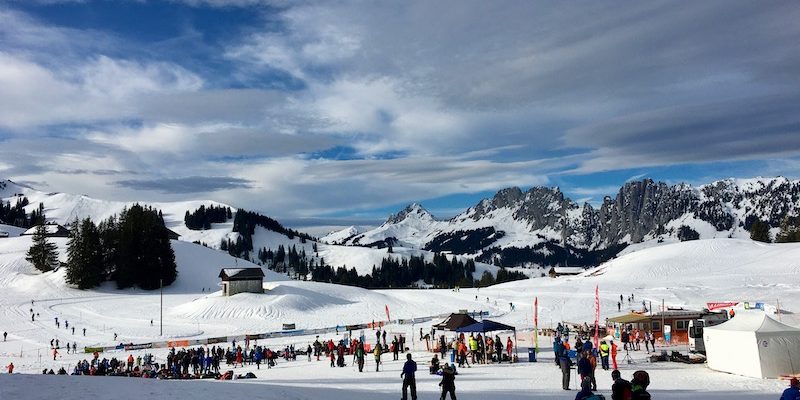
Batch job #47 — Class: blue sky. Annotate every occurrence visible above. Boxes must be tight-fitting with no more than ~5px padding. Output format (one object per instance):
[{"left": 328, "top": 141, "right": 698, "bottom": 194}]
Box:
[{"left": 1, "top": 1, "right": 799, "bottom": 226}]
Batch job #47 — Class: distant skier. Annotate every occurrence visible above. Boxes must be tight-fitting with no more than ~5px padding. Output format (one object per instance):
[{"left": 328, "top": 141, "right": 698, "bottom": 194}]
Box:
[
  {"left": 52, "top": 348, "right": 59, "bottom": 360},
  {"left": 82, "top": 328, "right": 86, "bottom": 336},
  {"left": 3, "top": 331, "right": 6, "bottom": 341},
  {"left": 6, "top": 362, "right": 13, "bottom": 374}
]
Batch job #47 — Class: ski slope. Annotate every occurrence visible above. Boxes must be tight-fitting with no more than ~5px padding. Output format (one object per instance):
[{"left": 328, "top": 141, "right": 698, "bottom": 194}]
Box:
[{"left": 0, "top": 236, "right": 797, "bottom": 398}]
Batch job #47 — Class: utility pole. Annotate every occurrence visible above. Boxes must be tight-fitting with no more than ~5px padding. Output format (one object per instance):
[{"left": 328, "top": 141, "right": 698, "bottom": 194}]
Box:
[
  {"left": 160, "top": 278, "right": 163, "bottom": 336},
  {"left": 661, "top": 299, "right": 665, "bottom": 344}
]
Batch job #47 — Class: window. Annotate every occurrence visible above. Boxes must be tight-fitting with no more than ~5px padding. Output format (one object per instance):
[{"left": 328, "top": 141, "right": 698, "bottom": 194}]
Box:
[
  {"left": 676, "top": 320, "right": 689, "bottom": 330},
  {"left": 651, "top": 321, "right": 661, "bottom": 331}
]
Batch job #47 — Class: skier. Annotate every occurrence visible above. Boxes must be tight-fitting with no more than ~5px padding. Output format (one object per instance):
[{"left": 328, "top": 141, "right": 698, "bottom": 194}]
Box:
[
  {"left": 400, "top": 353, "right": 417, "bottom": 400},
  {"left": 611, "top": 370, "right": 632, "bottom": 400},
  {"left": 631, "top": 370, "right": 651, "bottom": 400},
  {"left": 65, "top": 320, "right": 68, "bottom": 329},
  {"left": 52, "top": 348, "right": 59, "bottom": 360},
  {"left": 439, "top": 363, "right": 457, "bottom": 400},
  {"left": 306, "top": 344, "right": 312, "bottom": 362},
  {"left": 617, "top": 302, "right": 621, "bottom": 312},
  {"left": 6, "top": 362, "right": 13, "bottom": 374},
  {"left": 71, "top": 327, "right": 75, "bottom": 335},
  {"left": 506, "top": 337, "right": 513, "bottom": 360},
  {"left": 113, "top": 332, "right": 117, "bottom": 341},
  {"left": 780, "top": 378, "right": 800, "bottom": 400},
  {"left": 3, "top": 331, "right": 6, "bottom": 341},
  {"left": 83, "top": 328, "right": 86, "bottom": 336}
]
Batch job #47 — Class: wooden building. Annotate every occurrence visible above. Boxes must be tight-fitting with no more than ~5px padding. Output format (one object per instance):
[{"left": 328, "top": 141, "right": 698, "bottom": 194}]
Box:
[{"left": 218, "top": 268, "right": 265, "bottom": 296}]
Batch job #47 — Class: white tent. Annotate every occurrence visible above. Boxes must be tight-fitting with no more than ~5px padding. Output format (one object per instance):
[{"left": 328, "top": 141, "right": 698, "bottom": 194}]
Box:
[{"left": 703, "top": 311, "right": 800, "bottom": 378}]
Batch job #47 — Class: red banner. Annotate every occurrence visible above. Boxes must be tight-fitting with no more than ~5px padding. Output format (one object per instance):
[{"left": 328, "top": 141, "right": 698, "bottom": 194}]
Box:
[
  {"left": 594, "top": 285, "right": 600, "bottom": 348},
  {"left": 707, "top": 302, "right": 739, "bottom": 311},
  {"left": 385, "top": 304, "right": 391, "bottom": 321}
]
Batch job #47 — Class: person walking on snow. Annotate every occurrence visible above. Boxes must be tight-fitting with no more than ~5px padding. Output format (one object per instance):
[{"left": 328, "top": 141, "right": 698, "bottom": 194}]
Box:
[
  {"left": 401, "top": 353, "right": 417, "bottom": 400},
  {"left": 3, "top": 331, "right": 6, "bottom": 341},
  {"left": 506, "top": 337, "right": 513, "bottom": 360},
  {"left": 439, "top": 363, "right": 457, "bottom": 400},
  {"left": 52, "top": 348, "right": 59, "bottom": 360},
  {"left": 373, "top": 344, "right": 382, "bottom": 371},
  {"left": 6, "top": 362, "right": 13, "bottom": 374}
]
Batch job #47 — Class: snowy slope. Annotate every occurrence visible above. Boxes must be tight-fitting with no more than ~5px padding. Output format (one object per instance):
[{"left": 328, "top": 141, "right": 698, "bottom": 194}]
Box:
[
  {"left": 0, "top": 237, "right": 798, "bottom": 398},
  {"left": 1, "top": 180, "right": 462, "bottom": 279}
]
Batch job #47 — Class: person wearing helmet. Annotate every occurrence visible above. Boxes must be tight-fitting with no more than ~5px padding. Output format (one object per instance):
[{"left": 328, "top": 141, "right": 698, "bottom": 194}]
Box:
[
  {"left": 631, "top": 370, "right": 651, "bottom": 400},
  {"left": 780, "top": 377, "right": 800, "bottom": 400}
]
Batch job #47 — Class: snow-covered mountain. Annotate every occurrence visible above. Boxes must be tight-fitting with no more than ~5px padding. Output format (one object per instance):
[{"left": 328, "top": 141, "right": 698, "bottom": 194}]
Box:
[
  {"left": 0, "top": 179, "right": 496, "bottom": 278},
  {"left": 338, "top": 177, "right": 800, "bottom": 267}
]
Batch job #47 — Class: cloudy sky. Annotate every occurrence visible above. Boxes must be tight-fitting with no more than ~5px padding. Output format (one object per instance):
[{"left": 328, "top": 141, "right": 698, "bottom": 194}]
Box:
[{"left": 1, "top": 1, "right": 799, "bottom": 225}]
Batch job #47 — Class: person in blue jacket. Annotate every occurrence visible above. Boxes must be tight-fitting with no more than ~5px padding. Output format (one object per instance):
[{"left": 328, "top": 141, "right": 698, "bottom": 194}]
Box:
[
  {"left": 781, "top": 378, "right": 800, "bottom": 400},
  {"left": 554, "top": 337, "right": 564, "bottom": 366},
  {"left": 401, "top": 353, "right": 418, "bottom": 400},
  {"left": 575, "top": 376, "right": 595, "bottom": 400}
]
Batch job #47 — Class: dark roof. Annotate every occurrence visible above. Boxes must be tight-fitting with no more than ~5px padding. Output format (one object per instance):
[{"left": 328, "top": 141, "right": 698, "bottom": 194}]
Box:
[
  {"left": 218, "top": 268, "right": 265, "bottom": 281},
  {"left": 164, "top": 227, "right": 181, "bottom": 239},
  {"left": 433, "top": 313, "right": 479, "bottom": 331},
  {"left": 21, "top": 224, "right": 70, "bottom": 237},
  {"left": 456, "top": 320, "right": 516, "bottom": 333}
]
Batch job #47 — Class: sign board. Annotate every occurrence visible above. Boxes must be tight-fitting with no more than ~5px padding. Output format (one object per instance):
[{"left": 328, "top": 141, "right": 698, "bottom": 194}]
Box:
[{"left": 664, "top": 325, "right": 672, "bottom": 344}]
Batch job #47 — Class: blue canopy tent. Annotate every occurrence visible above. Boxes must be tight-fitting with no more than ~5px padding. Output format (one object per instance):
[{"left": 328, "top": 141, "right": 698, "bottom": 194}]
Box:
[{"left": 456, "top": 320, "right": 518, "bottom": 363}]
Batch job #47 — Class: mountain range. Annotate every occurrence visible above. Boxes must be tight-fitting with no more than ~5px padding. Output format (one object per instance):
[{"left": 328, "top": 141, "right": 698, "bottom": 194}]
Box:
[{"left": 323, "top": 177, "right": 800, "bottom": 267}]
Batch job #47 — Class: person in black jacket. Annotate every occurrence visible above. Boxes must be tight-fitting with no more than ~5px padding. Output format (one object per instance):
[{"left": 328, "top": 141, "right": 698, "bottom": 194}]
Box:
[
  {"left": 611, "top": 369, "right": 632, "bottom": 400},
  {"left": 440, "top": 363, "right": 457, "bottom": 400}
]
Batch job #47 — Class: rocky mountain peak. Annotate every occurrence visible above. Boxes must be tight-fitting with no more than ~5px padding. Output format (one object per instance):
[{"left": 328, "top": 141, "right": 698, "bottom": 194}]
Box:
[{"left": 385, "top": 203, "right": 434, "bottom": 225}]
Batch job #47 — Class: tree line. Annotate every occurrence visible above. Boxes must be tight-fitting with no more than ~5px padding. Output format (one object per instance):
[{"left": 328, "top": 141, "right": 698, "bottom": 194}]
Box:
[
  {"left": 1, "top": 197, "right": 44, "bottom": 228},
  {"left": 184, "top": 204, "right": 232, "bottom": 230},
  {"left": 750, "top": 214, "right": 800, "bottom": 243},
  {"left": 26, "top": 204, "right": 177, "bottom": 290},
  {"left": 309, "top": 253, "right": 526, "bottom": 289}
]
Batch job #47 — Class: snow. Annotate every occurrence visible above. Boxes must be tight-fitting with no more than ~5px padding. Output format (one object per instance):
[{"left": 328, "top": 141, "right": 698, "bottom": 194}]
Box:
[
  {"left": 0, "top": 233, "right": 799, "bottom": 398},
  {"left": 2, "top": 179, "right": 800, "bottom": 397},
  {"left": 0, "top": 224, "right": 25, "bottom": 237}
]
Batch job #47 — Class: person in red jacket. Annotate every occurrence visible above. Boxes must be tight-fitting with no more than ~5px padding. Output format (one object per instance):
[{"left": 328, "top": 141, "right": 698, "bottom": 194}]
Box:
[
  {"left": 6, "top": 362, "right": 13, "bottom": 373},
  {"left": 52, "top": 348, "right": 59, "bottom": 360},
  {"left": 506, "top": 337, "right": 513, "bottom": 360},
  {"left": 611, "top": 341, "right": 619, "bottom": 370}
]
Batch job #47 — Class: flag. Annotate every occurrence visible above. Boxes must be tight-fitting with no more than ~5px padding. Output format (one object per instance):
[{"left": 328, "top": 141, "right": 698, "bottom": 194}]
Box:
[
  {"left": 594, "top": 285, "right": 600, "bottom": 348},
  {"left": 533, "top": 297, "right": 539, "bottom": 353},
  {"left": 385, "top": 304, "right": 391, "bottom": 322}
]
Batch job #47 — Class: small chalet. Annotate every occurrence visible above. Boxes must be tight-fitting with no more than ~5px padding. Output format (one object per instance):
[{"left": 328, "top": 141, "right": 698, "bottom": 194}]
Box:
[
  {"left": 548, "top": 266, "right": 585, "bottom": 278},
  {"left": 218, "top": 268, "right": 265, "bottom": 296},
  {"left": 21, "top": 223, "right": 70, "bottom": 238},
  {"left": 163, "top": 227, "right": 181, "bottom": 240}
]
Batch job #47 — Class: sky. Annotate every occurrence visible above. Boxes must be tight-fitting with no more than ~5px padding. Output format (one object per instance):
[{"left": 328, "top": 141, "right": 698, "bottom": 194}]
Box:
[{"left": 1, "top": 1, "right": 799, "bottom": 226}]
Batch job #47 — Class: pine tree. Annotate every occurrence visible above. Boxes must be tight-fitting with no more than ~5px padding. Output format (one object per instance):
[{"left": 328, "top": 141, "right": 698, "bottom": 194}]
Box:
[
  {"left": 66, "top": 218, "right": 104, "bottom": 289},
  {"left": 26, "top": 224, "right": 59, "bottom": 272},
  {"left": 749, "top": 219, "right": 771, "bottom": 243},
  {"left": 776, "top": 215, "right": 800, "bottom": 243}
]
